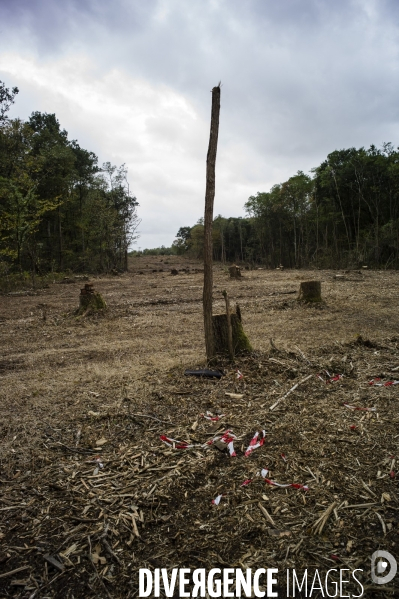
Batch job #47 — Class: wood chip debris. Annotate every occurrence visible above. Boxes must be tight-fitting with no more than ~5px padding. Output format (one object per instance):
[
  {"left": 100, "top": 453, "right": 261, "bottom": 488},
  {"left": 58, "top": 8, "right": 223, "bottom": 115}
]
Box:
[{"left": 1, "top": 335, "right": 398, "bottom": 597}]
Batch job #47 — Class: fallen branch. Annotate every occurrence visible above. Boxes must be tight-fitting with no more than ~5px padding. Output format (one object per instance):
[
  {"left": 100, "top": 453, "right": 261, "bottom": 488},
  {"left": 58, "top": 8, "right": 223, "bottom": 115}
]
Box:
[{"left": 269, "top": 374, "right": 313, "bottom": 411}]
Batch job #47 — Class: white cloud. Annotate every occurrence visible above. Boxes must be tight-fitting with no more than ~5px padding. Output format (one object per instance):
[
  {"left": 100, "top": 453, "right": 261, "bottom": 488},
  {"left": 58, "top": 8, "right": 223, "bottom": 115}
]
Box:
[
  {"left": 0, "top": 50, "right": 280, "bottom": 247},
  {"left": 0, "top": 53, "right": 211, "bottom": 245}
]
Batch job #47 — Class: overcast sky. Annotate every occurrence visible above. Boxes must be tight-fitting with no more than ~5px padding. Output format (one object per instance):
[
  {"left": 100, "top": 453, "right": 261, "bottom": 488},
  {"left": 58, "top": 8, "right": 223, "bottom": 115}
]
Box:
[{"left": 1, "top": 0, "right": 399, "bottom": 248}]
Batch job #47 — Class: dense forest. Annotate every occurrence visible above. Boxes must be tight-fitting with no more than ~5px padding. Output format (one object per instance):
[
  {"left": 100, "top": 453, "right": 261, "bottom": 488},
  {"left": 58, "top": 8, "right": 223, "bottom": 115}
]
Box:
[
  {"left": 0, "top": 81, "right": 140, "bottom": 283},
  {"left": 151, "top": 142, "right": 399, "bottom": 269},
  {"left": 2, "top": 79, "right": 399, "bottom": 280}
]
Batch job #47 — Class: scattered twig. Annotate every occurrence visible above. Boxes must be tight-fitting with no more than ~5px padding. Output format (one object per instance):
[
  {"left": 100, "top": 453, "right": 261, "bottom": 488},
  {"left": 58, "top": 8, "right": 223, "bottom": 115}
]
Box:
[
  {"left": 130, "top": 414, "right": 176, "bottom": 425},
  {"left": 88, "top": 535, "right": 113, "bottom": 599},
  {"left": 312, "top": 501, "right": 337, "bottom": 534},
  {"left": 376, "top": 512, "right": 387, "bottom": 535},
  {"left": 0, "top": 565, "right": 30, "bottom": 579},
  {"left": 340, "top": 502, "right": 377, "bottom": 509},
  {"left": 258, "top": 502, "right": 276, "bottom": 527},
  {"left": 269, "top": 374, "right": 313, "bottom": 411},
  {"left": 56, "top": 442, "right": 97, "bottom": 454},
  {"left": 28, "top": 572, "right": 64, "bottom": 599},
  {"left": 100, "top": 523, "right": 122, "bottom": 565},
  {"left": 294, "top": 345, "right": 312, "bottom": 365},
  {"left": 360, "top": 479, "right": 377, "bottom": 498}
]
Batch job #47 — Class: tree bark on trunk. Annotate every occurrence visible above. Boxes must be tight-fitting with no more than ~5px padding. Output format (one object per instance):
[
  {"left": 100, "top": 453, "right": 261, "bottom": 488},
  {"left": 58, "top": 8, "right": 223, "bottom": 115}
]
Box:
[
  {"left": 222, "top": 290, "right": 234, "bottom": 361},
  {"left": 212, "top": 308, "right": 252, "bottom": 355},
  {"left": 58, "top": 206, "right": 64, "bottom": 271},
  {"left": 203, "top": 83, "right": 221, "bottom": 361}
]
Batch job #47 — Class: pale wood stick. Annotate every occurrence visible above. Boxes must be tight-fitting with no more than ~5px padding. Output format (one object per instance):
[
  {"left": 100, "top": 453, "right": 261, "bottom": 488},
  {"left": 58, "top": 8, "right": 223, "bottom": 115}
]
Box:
[
  {"left": 312, "top": 501, "right": 337, "bottom": 534},
  {"left": 258, "top": 502, "right": 276, "bottom": 526},
  {"left": 0, "top": 565, "right": 30, "bottom": 579},
  {"left": 269, "top": 374, "right": 313, "bottom": 411}
]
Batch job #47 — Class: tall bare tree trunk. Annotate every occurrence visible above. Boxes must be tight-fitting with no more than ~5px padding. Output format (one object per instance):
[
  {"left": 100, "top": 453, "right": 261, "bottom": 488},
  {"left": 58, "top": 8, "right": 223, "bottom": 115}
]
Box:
[
  {"left": 203, "top": 83, "right": 221, "bottom": 361},
  {"left": 58, "top": 205, "right": 64, "bottom": 271}
]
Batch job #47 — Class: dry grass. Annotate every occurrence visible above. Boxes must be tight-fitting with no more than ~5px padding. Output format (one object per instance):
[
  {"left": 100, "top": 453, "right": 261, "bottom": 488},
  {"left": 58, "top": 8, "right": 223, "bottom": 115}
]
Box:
[{"left": 0, "top": 258, "right": 398, "bottom": 598}]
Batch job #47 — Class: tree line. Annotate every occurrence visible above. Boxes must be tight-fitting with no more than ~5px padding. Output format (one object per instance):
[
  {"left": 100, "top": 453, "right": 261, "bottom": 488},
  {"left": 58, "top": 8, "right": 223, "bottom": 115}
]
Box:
[
  {"left": 167, "top": 143, "right": 399, "bottom": 269},
  {"left": 0, "top": 81, "right": 140, "bottom": 281}
]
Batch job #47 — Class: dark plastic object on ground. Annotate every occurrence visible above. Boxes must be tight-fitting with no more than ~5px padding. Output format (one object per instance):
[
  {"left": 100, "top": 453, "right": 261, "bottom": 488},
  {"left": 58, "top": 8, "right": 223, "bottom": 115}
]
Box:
[{"left": 184, "top": 369, "right": 223, "bottom": 379}]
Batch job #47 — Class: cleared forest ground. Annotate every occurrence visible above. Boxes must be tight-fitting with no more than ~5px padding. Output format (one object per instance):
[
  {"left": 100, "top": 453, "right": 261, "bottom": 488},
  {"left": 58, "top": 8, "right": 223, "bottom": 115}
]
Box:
[{"left": 0, "top": 257, "right": 398, "bottom": 598}]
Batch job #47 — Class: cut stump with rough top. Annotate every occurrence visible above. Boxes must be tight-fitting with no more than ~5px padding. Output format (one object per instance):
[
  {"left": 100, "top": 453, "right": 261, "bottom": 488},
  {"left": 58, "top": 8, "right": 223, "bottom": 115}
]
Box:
[
  {"left": 298, "top": 280, "right": 322, "bottom": 302},
  {"left": 77, "top": 284, "right": 107, "bottom": 315},
  {"left": 229, "top": 265, "right": 241, "bottom": 278},
  {"left": 212, "top": 307, "right": 251, "bottom": 355}
]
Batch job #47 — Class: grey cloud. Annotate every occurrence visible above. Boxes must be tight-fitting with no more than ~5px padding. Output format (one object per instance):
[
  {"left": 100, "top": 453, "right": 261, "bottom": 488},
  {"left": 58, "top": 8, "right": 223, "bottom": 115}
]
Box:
[
  {"left": 0, "top": 0, "right": 155, "bottom": 55},
  {"left": 2, "top": 0, "right": 399, "bottom": 247}
]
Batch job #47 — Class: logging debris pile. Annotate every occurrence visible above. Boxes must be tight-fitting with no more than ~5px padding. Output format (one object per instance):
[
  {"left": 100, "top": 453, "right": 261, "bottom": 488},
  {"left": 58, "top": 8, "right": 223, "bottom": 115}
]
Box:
[{"left": 0, "top": 337, "right": 398, "bottom": 598}]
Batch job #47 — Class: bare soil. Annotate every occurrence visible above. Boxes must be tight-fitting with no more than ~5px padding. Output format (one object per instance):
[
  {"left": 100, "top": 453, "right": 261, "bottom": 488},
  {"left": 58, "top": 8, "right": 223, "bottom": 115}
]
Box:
[{"left": 0, "top": 258, "right": 398, "bottom": 598}]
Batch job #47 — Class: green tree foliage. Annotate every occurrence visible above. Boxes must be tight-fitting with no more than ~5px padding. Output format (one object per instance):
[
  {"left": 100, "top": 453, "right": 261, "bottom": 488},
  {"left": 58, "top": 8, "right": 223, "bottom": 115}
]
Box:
[
  {"left": 171, "top": 216, "right": 257, "bottom": 263},
  {"left": 313, "top": 144, "right": 399, "bottom": 266},
  {"left": 172, "top": 226, "right": 192, "bottom": 254},
  {"left": 172, "top": 146, "right": 399, "bottom": 269},
  {"left": 0, "top": 80, "right": 19, "bottom": 124},
  {"left": 0, "top": 85, "right": 140, "bottom": 277}
]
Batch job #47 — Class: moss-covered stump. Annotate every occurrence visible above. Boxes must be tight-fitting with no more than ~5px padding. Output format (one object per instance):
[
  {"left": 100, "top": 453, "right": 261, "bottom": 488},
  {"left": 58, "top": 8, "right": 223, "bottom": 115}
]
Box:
[
  {"left": 77, "top": 284, "right": 107, "bottom": 315},
  {"left": 212, "top": 310, "right": 252, "bottom": 355},
  {"left": 298, "top": 280, "right": 322, "bottom": 302}
]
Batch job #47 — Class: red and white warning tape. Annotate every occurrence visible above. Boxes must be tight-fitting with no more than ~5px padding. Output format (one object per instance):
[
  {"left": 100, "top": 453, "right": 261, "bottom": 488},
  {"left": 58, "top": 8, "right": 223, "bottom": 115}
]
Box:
[
  {"left": 160, "top": 435, "right": 197, "bottom": 449},
  {"left": 368, "top": 378, "right": 399, "bottom": 387},
  {"left": 343, "top": 404, "right": 376, "bottom": 412},
  {"left": 317, "top": 370, "right": 343, "bottom": 384},
  {"left": 207, "top": 430, "right": 237, "bottom": 457},
  {"left": 236, "top": 369, "right": 243, "bottom": 380},
  {"left": 389, "top": 457, "right": 396, "bottom": 478},
  {"left": 202, "top": 411, "right": 225, "bottom": 421},
  {"left": 264, "top": 478, "right": 309, "bottom": 491},
  {"left": 259, "top": 468, "right": 308, "bottom": 490},
  {"left": 212, "top": 494, "right": 223, "bottom": 505},
  {"left": 241, "top": 479, "right": 252, "bottom": 486},
  {"left": 245, "top": 431, "right": 266, "bottom": 457}
]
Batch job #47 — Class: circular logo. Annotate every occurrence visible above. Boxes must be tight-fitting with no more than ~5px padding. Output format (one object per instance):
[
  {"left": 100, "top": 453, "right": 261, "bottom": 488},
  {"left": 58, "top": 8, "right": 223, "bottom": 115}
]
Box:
[{"left": 371, "top": 550, "right": 397, "bottom": 585}]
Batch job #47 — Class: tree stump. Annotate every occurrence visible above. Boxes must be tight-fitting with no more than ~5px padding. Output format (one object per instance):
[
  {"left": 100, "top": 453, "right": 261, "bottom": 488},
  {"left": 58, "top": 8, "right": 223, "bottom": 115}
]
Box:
[
  {"left": 298, "top": 280, "right": 322, "bottom": 302},
  {"left": 212, "top": 306, "right": 252, "bottom": 355},
  {"left": 77, "top": 284, "right": 107, "bottom": 315},
  {"left": 229, "top": 265, "right": 241, "bottom": 278}
]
